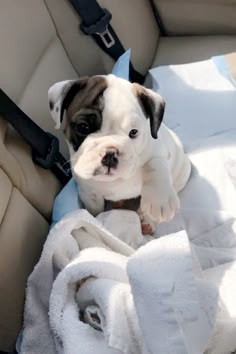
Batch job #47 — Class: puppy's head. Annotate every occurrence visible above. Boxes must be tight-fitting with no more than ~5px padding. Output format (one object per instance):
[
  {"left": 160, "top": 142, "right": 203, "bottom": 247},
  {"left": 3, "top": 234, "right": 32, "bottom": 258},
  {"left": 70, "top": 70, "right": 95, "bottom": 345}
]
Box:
[{"left": 48, "top": 75, "right": 165, "bottom": 181}]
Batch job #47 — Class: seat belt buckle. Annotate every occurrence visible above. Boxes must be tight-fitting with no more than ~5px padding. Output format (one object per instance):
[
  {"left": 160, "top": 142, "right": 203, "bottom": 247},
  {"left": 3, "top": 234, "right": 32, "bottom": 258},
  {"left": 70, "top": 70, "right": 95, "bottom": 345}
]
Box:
[
  {"left": 80, "top": 9, "right": 115, "bottom": 48},
  {"left": 32, "top": 133, "right": 59, "bottom": 169},
  {"left": 33, "top": 133, "right": 72, "bottom": 183},
  {"left": 53, "top": 153, "right": 72, "bottom": 184},
  {"left": 96, "top": 27, "right": 115, "bottom": 48}
]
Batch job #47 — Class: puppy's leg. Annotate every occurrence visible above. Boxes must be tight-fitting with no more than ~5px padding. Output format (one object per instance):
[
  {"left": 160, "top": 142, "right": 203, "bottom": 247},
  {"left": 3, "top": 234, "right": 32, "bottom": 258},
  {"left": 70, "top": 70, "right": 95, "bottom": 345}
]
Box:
[
  {"left": 137, "top": 208, "right": 155, "bottom": 235},
  {"left": 141, "top": 157, "right": 179, "bottom": 223},
  {"left": 141, "top": 216, "right": 155, "bottom": 235}
]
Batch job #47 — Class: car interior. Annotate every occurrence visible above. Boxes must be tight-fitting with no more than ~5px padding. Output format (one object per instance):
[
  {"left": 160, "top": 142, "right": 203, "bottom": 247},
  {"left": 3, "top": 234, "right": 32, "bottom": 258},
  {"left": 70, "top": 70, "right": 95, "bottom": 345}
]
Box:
[{"left": 1, "top": 1, "right": 236, "bottom": 353}]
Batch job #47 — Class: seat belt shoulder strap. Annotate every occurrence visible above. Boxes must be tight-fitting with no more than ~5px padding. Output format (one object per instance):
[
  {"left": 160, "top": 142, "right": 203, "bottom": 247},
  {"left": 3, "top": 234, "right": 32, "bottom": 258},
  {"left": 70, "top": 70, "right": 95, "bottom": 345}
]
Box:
[
  {"left": 0, "top": 89, "right": 71, "bottom": 184},
  {"left": 68, "top": 0, "right": 145, "bottom": 84}
]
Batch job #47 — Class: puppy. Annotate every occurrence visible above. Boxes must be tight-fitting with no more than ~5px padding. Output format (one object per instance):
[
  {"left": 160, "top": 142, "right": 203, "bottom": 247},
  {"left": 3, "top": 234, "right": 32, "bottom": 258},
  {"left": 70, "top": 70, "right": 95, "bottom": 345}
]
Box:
[{"left": 48, "top": 75, "right": 191, "bottom": 233}]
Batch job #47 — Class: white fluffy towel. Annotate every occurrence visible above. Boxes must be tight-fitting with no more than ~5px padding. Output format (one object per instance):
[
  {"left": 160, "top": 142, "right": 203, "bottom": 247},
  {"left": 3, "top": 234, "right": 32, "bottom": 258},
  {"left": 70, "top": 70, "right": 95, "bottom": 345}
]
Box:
[{"left": 21, "top": 209, "right": 219, "bottom": 354}]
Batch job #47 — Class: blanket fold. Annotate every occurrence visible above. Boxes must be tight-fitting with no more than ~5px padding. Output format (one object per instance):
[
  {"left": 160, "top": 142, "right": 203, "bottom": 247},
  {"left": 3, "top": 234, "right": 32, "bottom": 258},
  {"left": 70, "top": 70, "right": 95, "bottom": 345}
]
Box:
[
  {"left": 22, "top": 209, "right": 219, "bottom": 354},
  {"left": 21, "top": 209, "right": 137, "bottom": 354},
  {"left": 128, "top": 231, "right": 218, "bottom": 354}
]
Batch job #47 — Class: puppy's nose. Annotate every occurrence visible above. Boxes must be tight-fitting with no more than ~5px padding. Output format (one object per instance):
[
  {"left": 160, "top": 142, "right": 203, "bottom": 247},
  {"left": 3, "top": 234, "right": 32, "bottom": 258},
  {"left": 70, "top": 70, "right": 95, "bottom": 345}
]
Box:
[{"left": 102, "top": 150, "right": 118, "bottom": 168}]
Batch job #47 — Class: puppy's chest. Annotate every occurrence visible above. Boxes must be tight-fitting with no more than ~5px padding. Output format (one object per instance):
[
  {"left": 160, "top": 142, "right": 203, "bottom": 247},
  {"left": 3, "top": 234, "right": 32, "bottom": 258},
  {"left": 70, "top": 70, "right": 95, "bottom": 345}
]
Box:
[
  {"left": 105, "top": 173, "right": 143, "bottom": 200},
  {"left": 82, "top": 170, "right": 143, "bottom": 202}
]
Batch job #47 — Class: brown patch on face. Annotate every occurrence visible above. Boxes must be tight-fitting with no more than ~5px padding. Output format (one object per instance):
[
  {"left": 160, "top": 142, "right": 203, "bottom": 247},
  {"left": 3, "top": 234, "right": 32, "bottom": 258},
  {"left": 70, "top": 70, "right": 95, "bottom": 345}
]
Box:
[
  {"left": 132, "top": 83, "right": 165, "bottom": 139},
  {"left": 66, "top": 76, "right": 107, "bottom": 122},
  {"left": 63, "top": 76, "right": 108, "bottom": 151},
  {"left": 132, "top": 83, "right": 149, "bottom": 117}
]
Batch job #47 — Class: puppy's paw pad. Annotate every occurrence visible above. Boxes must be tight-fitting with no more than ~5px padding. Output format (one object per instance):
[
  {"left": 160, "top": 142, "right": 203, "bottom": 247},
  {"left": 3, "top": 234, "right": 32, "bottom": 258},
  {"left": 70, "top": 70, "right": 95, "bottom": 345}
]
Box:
[{"left": 141, "top": 222, "right": 155, "bottom": 235}]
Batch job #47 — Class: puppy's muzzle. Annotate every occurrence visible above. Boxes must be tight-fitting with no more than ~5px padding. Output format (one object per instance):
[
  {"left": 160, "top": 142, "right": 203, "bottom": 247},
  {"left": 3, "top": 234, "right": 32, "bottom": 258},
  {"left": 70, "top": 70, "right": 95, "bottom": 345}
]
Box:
[{"left": 101, "top": 149, "right": 119, "bottom": 169}]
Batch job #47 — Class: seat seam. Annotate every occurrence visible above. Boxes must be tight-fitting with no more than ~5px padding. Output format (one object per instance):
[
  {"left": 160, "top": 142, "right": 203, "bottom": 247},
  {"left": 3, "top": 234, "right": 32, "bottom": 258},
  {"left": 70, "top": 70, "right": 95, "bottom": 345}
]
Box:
[
  {"left": 1, "top": 125, "right": 52, "bottom": 221},
  {"left": 0, "top": 159, "right": 49, "bottom": 223},
  {"left": 42, "top": 0, "right": 80, "bottom": 77},
  {"left": 0, "top": 185, "right": 48, "bottom": 234},
  {"left": 149, "top": 36, "right": 161, "bottom": 70},
  {"left": 4, "top": 136, "right": 28, "bottom": 188},
  {"left": 0, "top": 178, "right": 13, "bottom": 227},
  {"left": 17, "top": 37, "right": 57, "bottom": 104}
]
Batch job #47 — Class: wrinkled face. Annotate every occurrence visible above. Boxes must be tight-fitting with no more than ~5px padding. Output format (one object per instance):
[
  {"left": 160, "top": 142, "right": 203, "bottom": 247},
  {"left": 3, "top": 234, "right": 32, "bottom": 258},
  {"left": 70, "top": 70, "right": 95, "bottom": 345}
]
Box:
[{"left": 48, "top": 75, "right": 165, "bottom": 181}]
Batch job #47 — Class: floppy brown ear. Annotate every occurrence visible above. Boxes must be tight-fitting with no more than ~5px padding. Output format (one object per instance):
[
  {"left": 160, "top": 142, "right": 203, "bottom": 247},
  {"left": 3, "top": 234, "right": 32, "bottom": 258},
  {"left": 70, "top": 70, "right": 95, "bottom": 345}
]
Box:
[{"left": 133, "top": 84, "right": 165, "bottom": 139}]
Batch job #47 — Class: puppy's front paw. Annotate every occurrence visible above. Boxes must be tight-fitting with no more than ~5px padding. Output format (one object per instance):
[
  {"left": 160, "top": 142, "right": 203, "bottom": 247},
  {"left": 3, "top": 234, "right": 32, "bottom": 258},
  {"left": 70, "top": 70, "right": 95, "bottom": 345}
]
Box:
[
  {"left": 141, "top": 185, "right": 180, "bottom": 223},
  {"left": 138, "top": 212, "right": 156, "bottom": 235}
]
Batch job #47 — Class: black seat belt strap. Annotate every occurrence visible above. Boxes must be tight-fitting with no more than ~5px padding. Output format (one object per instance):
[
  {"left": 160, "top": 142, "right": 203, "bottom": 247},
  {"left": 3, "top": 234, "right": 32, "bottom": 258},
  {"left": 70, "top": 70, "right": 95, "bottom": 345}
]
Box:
[
  {"left": 0, "top": 89, "right": 72, "bottom": 184},
  {"left": 68, "top": 0, "right": 145, "bottom": 84}
]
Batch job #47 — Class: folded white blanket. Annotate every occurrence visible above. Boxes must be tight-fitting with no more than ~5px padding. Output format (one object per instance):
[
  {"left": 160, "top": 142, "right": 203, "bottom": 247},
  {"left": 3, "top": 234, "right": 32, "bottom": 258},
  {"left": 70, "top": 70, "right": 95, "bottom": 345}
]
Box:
[
  {"left": 51, "top": 246, "right": 141, "bottom": 354},
  {"left": 21, "top": 209, "right": 220, "bottom": 354},
  {"left": 205, "top": 261, "right": 236, "bottom": 354},
  {"left": 149, "top": 59, "right": 236, "bottom": 353},
  {"left": 128, "top": 232, "right": 218, "bottom": 354},
  {"left": 21, "top": 209, "right": 138, "bottom": 354}
]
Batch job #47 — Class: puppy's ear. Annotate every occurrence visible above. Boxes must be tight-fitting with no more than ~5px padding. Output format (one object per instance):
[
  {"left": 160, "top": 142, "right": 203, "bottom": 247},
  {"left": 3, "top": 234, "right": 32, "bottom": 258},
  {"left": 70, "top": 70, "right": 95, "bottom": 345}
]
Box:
[
  {"left": 133, "top": 84, "right": 165, "bottom": 139},
  {"left": 48, "top": 77, "right": 88, "bottom": 129}
]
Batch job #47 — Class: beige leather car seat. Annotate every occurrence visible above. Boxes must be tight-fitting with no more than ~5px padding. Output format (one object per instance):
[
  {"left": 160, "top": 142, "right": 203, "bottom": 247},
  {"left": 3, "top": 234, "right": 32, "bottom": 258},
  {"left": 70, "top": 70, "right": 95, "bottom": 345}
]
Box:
[{"left": 1, "top": 0, "right": 236, "bottom": 351}]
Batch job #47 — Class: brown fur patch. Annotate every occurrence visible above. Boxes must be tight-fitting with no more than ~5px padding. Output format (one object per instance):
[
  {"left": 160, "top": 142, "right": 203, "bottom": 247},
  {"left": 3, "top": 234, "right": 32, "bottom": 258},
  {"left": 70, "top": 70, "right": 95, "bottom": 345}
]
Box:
[
  {"left": 66, "top": 76, "right": 107, "bottom": 123},
  {"left": 132, "top": 83, "right": 165, "bottom": 139},
  {"left": 132, "top": 83, "right": 154, "bottom": 119},
  {"left": 63, "top": 76, "right": 107, "bottom": 148}
]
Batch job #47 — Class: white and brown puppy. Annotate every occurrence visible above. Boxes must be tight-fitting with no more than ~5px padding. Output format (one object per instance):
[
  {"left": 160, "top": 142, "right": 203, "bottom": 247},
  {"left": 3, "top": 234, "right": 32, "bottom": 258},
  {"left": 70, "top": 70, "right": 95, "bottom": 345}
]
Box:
[{"left": 49, "top": 74, "right": 191, "bottom": 233}]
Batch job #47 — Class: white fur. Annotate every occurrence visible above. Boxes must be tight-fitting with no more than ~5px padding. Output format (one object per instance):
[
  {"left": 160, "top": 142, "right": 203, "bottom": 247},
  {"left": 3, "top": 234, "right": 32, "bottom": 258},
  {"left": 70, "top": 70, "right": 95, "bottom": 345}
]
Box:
[
  {"left": 48, "top": 79, "right": 75, "bottom": 129},
  {"left": 49, "top": 75, "right": 191, "bottom": 223}
]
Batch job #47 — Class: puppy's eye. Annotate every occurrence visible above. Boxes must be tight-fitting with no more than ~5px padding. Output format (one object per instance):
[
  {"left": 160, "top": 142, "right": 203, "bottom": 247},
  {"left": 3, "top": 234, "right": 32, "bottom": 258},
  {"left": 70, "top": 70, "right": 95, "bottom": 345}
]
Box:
[
  {"left": 75, "top": 123, "right": 90, "bottom": 136},
  {"left": 129, "top": 129, "right": 138, "bottom": 139}
]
